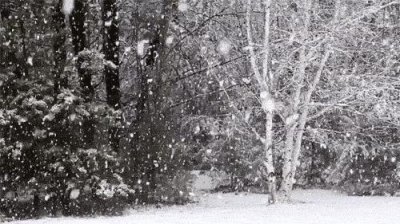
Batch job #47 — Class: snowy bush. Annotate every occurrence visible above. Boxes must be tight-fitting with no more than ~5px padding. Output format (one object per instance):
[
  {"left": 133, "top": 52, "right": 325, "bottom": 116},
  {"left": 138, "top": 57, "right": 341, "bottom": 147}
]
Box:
[
  {"left": 153, "top": 170, "right": 195, "bottom": 204},
  {"left": 126, "top": 140, "right": 195, "bottom": 205},
  {"left": 0, "top": 77, "right": 132, "bottom": 217},
  {"left": 340, "top": 147, "right": 400, "bottom": 196},
  {"left": 184, "top": 116, "right": 270, "bottom": 193}
]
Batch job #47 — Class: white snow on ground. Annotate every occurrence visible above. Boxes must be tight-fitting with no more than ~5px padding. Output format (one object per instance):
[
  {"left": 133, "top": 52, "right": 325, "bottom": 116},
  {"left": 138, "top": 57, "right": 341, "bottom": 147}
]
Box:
[
  {"left": 191, "top": 170, "right": 230, "bottom": 191},
  {"left": 8, "top": 190, "right": 400, "bottom": 224}
]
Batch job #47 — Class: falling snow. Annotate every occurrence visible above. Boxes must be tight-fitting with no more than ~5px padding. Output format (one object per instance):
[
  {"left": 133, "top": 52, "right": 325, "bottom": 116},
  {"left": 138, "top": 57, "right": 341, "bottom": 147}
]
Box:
[
  {"left": 137, "top": 39, "right": 149, "bottom": 56},
  {"left": 242, "top": 78, "right": 251, "bottom": 84},
  {"left": 178, "top": 1, "right": 189, "bottom": 12},
  {"left": 62, "top": 0, "right": 74, "bottom": 16},
  {"left": 69, "top": 189, "right": 80, "bottom": 200},
  {"left": 166, "top": 36, "right": 174, "bottom": 46},
  {"left": 27, "top": 57, "right": 33, "bottom": 66},
  {"left": 217, "top": 40, "right": 232, "bottom": 55},
  {"left": 1, "top": 1, "right": 400, "bottom": 223}
]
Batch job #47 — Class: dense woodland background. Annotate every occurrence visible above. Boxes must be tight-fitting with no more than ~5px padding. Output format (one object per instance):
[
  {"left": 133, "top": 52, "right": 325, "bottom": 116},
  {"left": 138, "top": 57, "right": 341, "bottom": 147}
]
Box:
[{"left": 0, "top": 0, "right": 400, "bottom": 220}]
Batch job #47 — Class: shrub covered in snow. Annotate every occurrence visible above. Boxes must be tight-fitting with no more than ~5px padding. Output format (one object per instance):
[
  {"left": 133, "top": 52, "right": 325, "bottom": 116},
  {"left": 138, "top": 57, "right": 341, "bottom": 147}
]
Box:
[
  {"left": 153, "top": 170, "right": 195, "bottom": 204},
  {"left": 0, "top": 78, "right": 133, "bottom": 218},
  {"left": 183, "top": 116, "right": 271, "bottom": 193},
  {"left": 340, "top": 147, "right": 400, "bottom": 196}
]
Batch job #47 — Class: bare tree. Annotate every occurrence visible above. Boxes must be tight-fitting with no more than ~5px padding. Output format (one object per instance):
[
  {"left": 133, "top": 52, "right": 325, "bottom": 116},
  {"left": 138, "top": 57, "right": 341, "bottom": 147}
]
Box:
[{"left": 246, "top": 0, "right": 277, "bottom": 203}]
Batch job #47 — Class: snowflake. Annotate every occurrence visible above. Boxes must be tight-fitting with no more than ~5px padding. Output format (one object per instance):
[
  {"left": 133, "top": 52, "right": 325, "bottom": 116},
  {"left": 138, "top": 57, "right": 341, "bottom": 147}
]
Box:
[
  {"left": 166, "top": 36, "right": 174, "bottom": 46},
  {"left": 70, "top": 189, "right": 80, "bottom": 200},
  {"left": 62, "top": 0, "right": 74, "bottom": 15},
  {"left": 178, "top": 1, "right": 189, "bottom": 12},
  {"left": 137, "top": 39, "right": 149, "bottom": 56},
  {"left": 217, "top": 40, "right": 232, "bottom": 55}
]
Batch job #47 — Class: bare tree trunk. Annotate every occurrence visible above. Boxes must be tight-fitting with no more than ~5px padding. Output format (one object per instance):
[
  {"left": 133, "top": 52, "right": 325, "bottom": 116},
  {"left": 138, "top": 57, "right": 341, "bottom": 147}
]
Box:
[
  {"left": 262, "top": 0, "right": 277, "bottom": 204},
  {"left": 246, "top": 0, "right": 277, "bottom": 203},
  {"left": 265, "top": 110, "right": 277, "bottom": 203},
  {"left": 71, "top": 0, "right": 91, "bottom": 97},
  {"left": 103, "top": 0, "right": 121, "bottom": 152},
  {"left": 18, "top": 19, "right": 28, "bottom": 78},
  {"left": 133, "top": 0, "right": 177, "bottom": 202},
  {"left": 280, "top": 125, "right": 296, "bottom": 201},
  {"left": 279, "top": 0, "right": 312, "bottom": 202},
  {"left": 291, "top": 50, "right": 331, "bottom": 184},
  {"left": 70, "top": 0, "right": 95, "bottom": 148},
  {"left": 53, "top": 0, "right": 67, "bottom": 97}
]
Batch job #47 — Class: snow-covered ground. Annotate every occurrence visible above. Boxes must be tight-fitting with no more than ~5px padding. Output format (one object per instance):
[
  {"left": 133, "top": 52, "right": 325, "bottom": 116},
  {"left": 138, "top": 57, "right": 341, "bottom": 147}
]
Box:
[{"left": 8, "top": 190, "right": 400, "bottom": 224}]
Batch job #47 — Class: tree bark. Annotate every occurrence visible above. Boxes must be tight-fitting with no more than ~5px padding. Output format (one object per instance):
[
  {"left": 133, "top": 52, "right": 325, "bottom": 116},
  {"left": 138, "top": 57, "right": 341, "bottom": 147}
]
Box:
[
  {"left": 246, "top": 0, "right": 277, "bottom": 203},
  {"left": 53, "top": 0, "right": 67, "bottom": 96},
  {"left": 71, "top": 0, "right": 92, "bottom": 98},
  {"left": 103, "top": 0, "right": 121, "bottom": 152},
  {"left": 280, "top": 125, "right": 296, "bottom": 201},
  {"left": 131, "top": 0, "right": 178, "bottom": 202},
  {"left": 291, "top": 50, "right": 331, "bottom": 184},
  {"left": 71, "top": 0, "right": 95, "bottom": 148},
  {"left": 279, "top": 0, "right": 312, "bottom": 202}
]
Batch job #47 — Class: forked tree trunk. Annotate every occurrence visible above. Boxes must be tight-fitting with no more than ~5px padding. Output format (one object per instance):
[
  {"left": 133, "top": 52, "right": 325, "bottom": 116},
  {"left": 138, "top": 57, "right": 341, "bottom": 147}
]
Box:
[
  {"left": 279, "top": 0, "right": 332, "bottom": 202},
  {"left": 246, "top": 0, "right": 277, "bottom": 203},
  {"left": 279, "top": 50, "right": 330, "bottom": 201},
  {"left": 277, "top": 0, "right": 312, "bottom": 202}
]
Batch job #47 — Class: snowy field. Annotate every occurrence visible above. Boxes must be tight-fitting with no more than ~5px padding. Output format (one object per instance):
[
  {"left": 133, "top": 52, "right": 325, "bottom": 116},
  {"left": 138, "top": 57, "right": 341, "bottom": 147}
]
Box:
[{"left": 8, "top": 190, "right": 400, "bottom": 224}]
